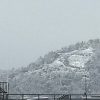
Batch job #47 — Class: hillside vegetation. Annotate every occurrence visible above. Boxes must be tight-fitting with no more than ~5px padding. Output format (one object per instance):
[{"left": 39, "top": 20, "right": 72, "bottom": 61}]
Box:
[{"left": 2, "top": 39, "right": 100, "bottom": 94}]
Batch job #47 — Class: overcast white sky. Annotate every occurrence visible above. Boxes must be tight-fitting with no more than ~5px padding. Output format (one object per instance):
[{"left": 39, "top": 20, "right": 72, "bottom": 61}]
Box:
[{"left": 0, "top": 0, "right": 100, "bottom": 69}]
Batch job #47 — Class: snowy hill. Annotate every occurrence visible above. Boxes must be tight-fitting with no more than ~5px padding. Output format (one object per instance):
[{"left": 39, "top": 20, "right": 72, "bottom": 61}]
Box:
[{"left": 6, "top": 39, "right": 100, "bottom": 94}]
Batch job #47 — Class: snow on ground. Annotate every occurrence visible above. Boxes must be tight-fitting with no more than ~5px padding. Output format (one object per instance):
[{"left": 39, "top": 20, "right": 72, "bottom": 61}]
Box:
[{"left": 68, "top": 47, "right": 94, "bottom": 68}]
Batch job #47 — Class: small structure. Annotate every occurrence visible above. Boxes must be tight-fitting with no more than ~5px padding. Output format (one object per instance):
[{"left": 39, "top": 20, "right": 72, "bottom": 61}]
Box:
[{"left": 0, "top": 82, "right": 9, "bottom": 100}]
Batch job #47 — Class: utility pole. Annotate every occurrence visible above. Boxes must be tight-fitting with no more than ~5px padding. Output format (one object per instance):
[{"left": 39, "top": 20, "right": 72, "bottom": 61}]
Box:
[
  {"left": 84, "top": 75, "right": 87, "bottom": 94},
  {"left": 83, "top": 74, "right": 87, "bottom": 100}
]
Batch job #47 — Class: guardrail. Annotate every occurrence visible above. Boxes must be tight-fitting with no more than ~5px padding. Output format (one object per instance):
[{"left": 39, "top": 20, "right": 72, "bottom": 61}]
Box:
[{"left": 4, "top": 94, "right": 100, "bottom": 100}]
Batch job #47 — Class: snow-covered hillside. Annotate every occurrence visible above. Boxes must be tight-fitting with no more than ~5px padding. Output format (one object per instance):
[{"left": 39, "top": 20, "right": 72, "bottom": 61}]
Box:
[{"left": 4, "top": 39, "right": 100, "bottom": 94}]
